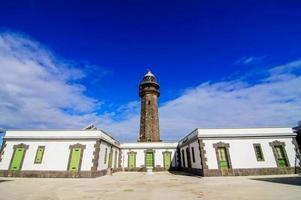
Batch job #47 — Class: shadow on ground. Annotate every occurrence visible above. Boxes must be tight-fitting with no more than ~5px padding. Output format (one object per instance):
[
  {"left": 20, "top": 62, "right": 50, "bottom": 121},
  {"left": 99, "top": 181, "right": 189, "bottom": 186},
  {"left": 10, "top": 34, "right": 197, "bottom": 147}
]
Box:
[
  {"left": 251, "top": 176, "right": 301, "bottom": 186},
  {"left": 0, "top": 180, "right": 12, "bottom": 184},
  {"left": 168, "top": 170, "right": 201, "bottom": 177}
]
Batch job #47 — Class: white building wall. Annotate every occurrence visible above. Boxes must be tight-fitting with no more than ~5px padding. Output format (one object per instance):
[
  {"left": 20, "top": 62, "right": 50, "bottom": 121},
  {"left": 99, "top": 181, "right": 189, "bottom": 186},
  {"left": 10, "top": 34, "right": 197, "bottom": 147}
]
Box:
[
  {"left": 98, "top": 142, "right": 110, "bottom": 170},
  {"left": 190, "top": 141, "right": 202, "bottom": 169},
  {"left": 112, "top": 147, "right": 119, "bottom": 168},
  {"left": 204, "top": 137, "right": 297, "bottom": 169},
  {"left": 0, "top": 140, "right": 95, "bottom": 171},
  {"left": 179, "top": 142, "right": 202, "bottom": 169},
  {"left": 121, "top": 147, "right": 177, "bottom": 168},
  {"left": 179, "top": 145, "right": 188, "bottom": 168}
]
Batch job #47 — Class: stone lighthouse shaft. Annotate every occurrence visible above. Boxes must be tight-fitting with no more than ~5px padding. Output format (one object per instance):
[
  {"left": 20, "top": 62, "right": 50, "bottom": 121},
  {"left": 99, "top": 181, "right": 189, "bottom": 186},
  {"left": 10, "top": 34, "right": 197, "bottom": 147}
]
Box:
[{"left": 138, "top": 70, "right": 161, "bottom": 142}]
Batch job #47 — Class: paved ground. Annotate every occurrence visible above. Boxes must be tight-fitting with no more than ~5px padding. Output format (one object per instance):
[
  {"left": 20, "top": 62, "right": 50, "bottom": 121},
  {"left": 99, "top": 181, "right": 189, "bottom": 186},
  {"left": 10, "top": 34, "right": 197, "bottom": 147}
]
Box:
[{"left": 0, "top": 172, "right": 301, "bottom": 200}]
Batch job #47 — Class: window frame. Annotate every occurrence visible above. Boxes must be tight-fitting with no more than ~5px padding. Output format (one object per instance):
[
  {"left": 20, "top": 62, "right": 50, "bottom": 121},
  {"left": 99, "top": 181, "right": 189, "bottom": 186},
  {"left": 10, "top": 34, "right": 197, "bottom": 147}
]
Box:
[
  {"left": 269, "top": 140, "right": 290, "bottom": 168},
  {"left": 181, "top": 149, "right": 186, "bottom": 167},
  {"left": 34, "top": 146, "right": 45, "bottom": 164},
  {"left": 104, "top": 148, "right": 108, "bottom": 164},
  {"left": 191, "top": 147, "right": 196, "bottom": 163},
  {"left": 253, "top": 144, "right": 265, "bottom": 162},
  {"left": 213, "top": 142, "right": 232, "bottom": 170}
]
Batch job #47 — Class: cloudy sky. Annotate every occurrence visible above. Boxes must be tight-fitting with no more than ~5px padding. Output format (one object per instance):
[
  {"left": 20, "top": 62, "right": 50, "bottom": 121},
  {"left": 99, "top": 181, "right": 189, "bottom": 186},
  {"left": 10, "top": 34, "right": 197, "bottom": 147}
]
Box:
[{"left": 0, "top": 1, "right": 301, "bottom": 141}]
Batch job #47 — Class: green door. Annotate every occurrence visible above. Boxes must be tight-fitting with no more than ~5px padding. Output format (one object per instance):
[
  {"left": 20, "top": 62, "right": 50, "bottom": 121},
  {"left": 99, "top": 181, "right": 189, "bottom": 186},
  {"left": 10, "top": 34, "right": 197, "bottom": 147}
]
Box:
[
  {"left": 10, "top": 147, "right": 25, "bottom": 171},
  {"left": 275, "top": 146, "right": 288, "bottom": 167},
  {"left": 163, "top": 152, "right": 171, "bottom": 170},
  {"left": 128, "top": 153, "right": 136, "bottom": 169},
  {"left": 217, "top": 147, "right": 229, "bottom": 170},
  {"left": 108, "top": 150, "right": 113, "bottom": 168},
  {"left": 69, "top": 148, "right": 82, "bottom": 172},
  {"left": 145, "top": 152, "right": 154, "bottom": 167}
]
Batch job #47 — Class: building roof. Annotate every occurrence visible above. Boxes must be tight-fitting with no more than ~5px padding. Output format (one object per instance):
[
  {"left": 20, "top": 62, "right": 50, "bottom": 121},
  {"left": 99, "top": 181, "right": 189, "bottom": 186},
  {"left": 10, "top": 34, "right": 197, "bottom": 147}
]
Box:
[
  {"left": 178, "top": 127, "right": 296, "bottom": 145},
  {"left": 4, "top": 130, "right": 120, "bottom": 146},
  {"left": 121, "top": 142, "right": 178, "bottom": 149}
]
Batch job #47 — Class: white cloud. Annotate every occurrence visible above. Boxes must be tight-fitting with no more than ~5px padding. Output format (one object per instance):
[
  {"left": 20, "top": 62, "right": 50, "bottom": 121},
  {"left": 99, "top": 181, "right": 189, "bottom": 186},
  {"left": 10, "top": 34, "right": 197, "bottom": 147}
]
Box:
[
  {"left": 234, "top": 56, "right": 265, "bottom": 65},
  {"left": 103, "top": 60, "right": 301, "bottom": 141},
  {"left": 1, "top": 31, "right": 300, "bottom": 142},
  {"left": 0, "top": 32, "right": 101, "bottom": 129}
]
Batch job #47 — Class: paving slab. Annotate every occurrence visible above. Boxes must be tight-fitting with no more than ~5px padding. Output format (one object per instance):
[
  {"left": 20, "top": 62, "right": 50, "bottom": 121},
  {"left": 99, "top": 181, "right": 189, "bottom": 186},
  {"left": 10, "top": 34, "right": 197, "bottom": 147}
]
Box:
[{"left": 0, "top": 172, "right": 300, "bottom": 200}]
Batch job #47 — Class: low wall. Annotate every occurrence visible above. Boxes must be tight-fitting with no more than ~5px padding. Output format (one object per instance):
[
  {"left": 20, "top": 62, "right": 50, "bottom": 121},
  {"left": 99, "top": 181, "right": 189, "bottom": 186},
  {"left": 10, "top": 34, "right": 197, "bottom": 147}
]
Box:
[{"left": 0, "top": 169, "right": 110, "bottom": 178}]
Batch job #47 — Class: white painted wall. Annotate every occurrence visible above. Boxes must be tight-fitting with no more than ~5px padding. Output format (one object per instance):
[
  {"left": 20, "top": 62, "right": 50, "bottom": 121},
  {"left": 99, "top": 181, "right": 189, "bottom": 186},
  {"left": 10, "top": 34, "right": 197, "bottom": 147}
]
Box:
[
  {"left": 179, "top": 145, "right": 188, "bottom": 168},
  {"left": 179, "top": 141, "right": 202, "bottom": 169},
  {"left": 203, "top": 137, "right": 297, "bottom": 169},
  {"left": 97, "top": 142, "right": 120, "bottom": 170},
  {"left": 0, "top": 140, "right": 95, "bottom": 171},
  {"left": 121, "top": 142, "right": 178, "bottom": 169},
  {"left": 98, "top": 142, "right": 110, "bottom": 170}
]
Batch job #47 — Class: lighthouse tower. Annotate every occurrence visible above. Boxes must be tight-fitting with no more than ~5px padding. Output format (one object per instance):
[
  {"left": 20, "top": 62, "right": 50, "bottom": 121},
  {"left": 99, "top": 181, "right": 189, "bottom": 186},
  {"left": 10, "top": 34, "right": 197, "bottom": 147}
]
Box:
[{"left": 138, "top": 70, "right": 161, "bottom": 142}]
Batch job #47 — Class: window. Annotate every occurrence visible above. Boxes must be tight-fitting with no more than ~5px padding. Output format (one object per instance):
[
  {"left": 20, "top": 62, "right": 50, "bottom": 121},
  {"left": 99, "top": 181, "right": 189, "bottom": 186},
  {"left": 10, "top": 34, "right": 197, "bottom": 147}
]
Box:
[
  {"left": 191, "top": 147, "right": 196, "bottom": 163},
  {"left": 34, "top": 146, "right": 45, "bottom": 164},
  {"left": 186, "top": 148, "right": 192, "bottom": 168},
  {"left": 253, "top": 144, "right": 264, "bottom": 161},
  {"left": 114, "top": 150, "right": 118, "bottom": 168},
  {"left": 104, "top": 148, "right": 107, "bottom": 164},
  {"left": 181, "top": 149, "right": 186, "bottom": 167}
]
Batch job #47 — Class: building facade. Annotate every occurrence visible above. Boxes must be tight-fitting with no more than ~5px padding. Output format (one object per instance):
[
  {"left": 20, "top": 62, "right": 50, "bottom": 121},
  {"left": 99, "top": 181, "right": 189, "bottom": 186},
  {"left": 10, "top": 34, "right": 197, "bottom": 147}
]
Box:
[
  {"left": 120, "top": 142, "right": 178, "bottom": 171},
  {"left": 178, "top": 128, "right": 300, "bottom": 176},
  {"left": 0, "top": 130, "right": 120, "bottom": 178}
]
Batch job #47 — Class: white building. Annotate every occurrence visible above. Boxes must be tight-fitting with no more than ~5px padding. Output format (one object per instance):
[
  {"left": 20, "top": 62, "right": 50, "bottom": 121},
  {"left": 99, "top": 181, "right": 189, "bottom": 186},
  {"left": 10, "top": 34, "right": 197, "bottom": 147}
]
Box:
[
  {"left": 0, "top": 129, "right": 120, "bottom": 178},
  {"left": 0, "top": 127, "right": 300, "bottom": 177},
  {"left": 121, "top": 142, "right": 178, "bottom": 171},
  {"left": 178, "top": 128, "right": 301, "bottom": 176}
]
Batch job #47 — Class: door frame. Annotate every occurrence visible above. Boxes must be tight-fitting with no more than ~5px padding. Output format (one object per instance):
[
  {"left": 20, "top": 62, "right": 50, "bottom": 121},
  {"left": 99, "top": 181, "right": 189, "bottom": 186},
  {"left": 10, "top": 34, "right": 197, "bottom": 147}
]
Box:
[
  {"left": 269, "top": 140, "right": 290, "bottom": 167},
  {"left": 162, "top": 151, "right": 172, "bottom": 170},
  {"left": 186, "top": 147, "right": 192, "bottom": 168},
  {"left": 67, "top": 143, "right": 86, "bottom": 171},
  {"left": 127, "top": 151, "right": 137, "bottom": 169},
  {"left": 144, "top": 149, "right": 155, "bottom": 167},
  {"left": 9, "top": 143, "right": 29, "bottom": 171},
  {"left": 213, "top": 142, "right": 232, "bottom": 170}
]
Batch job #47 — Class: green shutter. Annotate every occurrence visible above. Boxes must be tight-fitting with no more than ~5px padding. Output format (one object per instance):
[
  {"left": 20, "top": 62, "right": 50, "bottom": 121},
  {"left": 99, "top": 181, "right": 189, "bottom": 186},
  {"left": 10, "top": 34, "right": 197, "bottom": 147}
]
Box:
[
  {"left": 128, "top": 153, "right": 136, "bottom": 169},
  {"left": 69, "top": 148, "right": 82, "bottom": 172},
  {"left": 10, "top": 147, "right": 25, "bottom": 171},
  {"left": 145, "top": 152, "right": 154, "bottom": 167},
  {"left": 218, "top": 147, "right": 229, "bottom": 170},
  {"left": 163, "top": 152, "right": 171, "bottom": 170},
  {"left": 34, "top": 146, "right": 44, "bottom": 164},
  {"left": 275, "top": 146, "right": 288, "bottom": 167}
]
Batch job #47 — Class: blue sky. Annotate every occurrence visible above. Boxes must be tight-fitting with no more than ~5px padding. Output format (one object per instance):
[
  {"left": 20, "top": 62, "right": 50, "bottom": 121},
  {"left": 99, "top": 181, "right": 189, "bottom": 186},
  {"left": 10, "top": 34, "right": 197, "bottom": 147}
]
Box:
[{"left": 0, "top": 0, "right": 301, "bottom": 141}]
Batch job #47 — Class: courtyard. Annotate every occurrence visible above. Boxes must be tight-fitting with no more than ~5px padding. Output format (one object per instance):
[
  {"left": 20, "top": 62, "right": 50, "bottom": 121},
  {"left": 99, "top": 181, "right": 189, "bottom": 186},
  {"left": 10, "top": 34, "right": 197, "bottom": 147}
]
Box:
[{"left": 0, "top": 172, "right": 300, "bottom": 200}]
